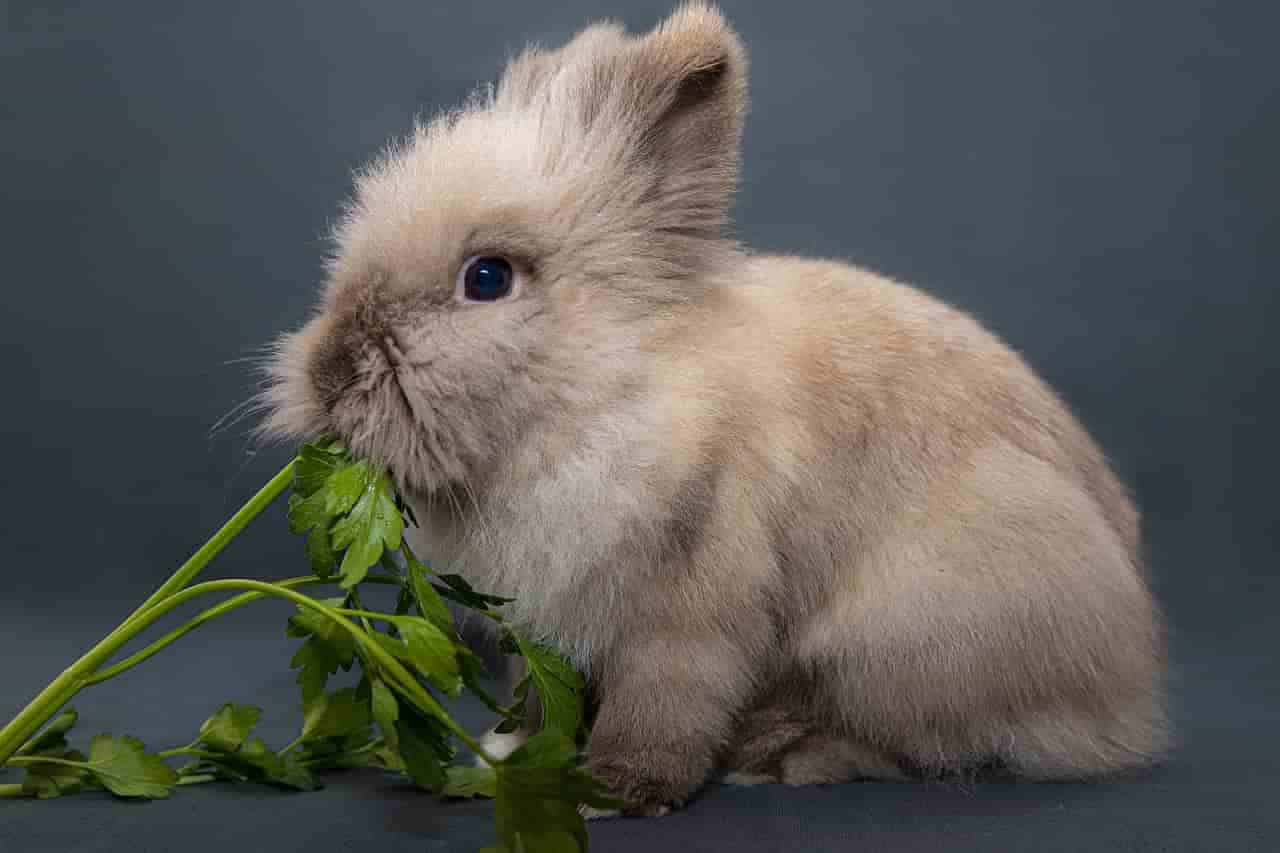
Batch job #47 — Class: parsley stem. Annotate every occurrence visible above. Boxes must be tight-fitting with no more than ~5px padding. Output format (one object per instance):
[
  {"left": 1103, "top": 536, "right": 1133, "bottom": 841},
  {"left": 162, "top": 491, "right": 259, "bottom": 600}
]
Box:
[
  {"left": 0, "top": 670, "right": 87, "bottom": 764},
  {"left": 83, "top": 574, "right": 405, "bottom": 688},
  {"left": 278, "top": 734, "right": 306, "bottom": 756},
  {"left": 84, "top": 578, "right": 496, "bottom": 765},
  {"left": 2, "top": 755, "right": 87, "bottom": 770},
  {"left": 157, "top": 747, "right": 220, "bottom": 761},
  {"left": 0, "top": 461, "right": 298, "bottom": 765},
  {"left": 299, "top": 737, "right": 384, "bottom": 767},
  {"left": 128, "top": 461, "right": 298, "bottom": 620},
  {"left": 0, "top": 783, "right": 26, "bottom": 797},
  {"left": 82, "top": 577, "right": 321, "bottom": 686},
  {"left": 344, "top": 587, "right": 377, "bottom": 637},
  {"left": 331, "top": 607, "right": 398, "bottom": 623}
]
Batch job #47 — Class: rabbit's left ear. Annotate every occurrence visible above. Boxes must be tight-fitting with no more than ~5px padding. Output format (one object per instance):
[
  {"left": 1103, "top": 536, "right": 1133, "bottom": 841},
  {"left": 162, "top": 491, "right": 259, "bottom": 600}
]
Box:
[
  {"left": 496, "top": 4, "right": 747, "bottom": 241},
  {"left": 524, "top": 3, "right": 746, "bottom": 240},
  {"left": 621, "top": 3, "right": 748, "bottom": 238}
]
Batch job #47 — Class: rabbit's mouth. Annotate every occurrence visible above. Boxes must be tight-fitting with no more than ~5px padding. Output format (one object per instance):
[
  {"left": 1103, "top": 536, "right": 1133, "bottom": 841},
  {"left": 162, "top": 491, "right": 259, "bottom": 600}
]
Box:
[
  {"left": 265, "top": 287, "right": 535, "bottom": 501},
  {"left": 321, "top": 358, "right": 473, "bottom": 499}
]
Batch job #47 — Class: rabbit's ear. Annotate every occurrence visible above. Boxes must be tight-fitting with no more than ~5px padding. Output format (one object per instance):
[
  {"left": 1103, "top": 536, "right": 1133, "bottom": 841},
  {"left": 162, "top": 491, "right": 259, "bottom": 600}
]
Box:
[
  {"left": 622, "top": 3, "right": 748, "bottom": 238},
  {"left": 516, "top": 4, "right": 746, "bottom": 241},
  {"left": 497, "top": 4, "right": 746, "bottom": 242}
]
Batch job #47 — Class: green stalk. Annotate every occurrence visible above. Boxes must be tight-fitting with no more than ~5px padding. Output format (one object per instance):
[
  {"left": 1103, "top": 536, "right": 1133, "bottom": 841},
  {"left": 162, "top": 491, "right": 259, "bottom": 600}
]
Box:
[
  {"left": 332, "top": 607, "right": 400, "bottom": 623},
  {"left": 301, "top": 736, "right": 384, "bottom": 767},
  {"left": 83, "top": 577, "right": 318, "bottom": 686},
  {"left": 91, "top": 578, "right": 494, "bottom": 763},
  {"left": 0, "top": 461, "right": 297, "bottom": 764},
  {"left": 3, "top": 755, "right": 87, "bottom": 770},
  {"left": 79, "top": 574, "right": 408, "bottom": 686},
  {"left": 156, "top": 748, "right": 221, "bottom": 761},
  {"left": 127, "top": 462, "right": 297, "bottom": 619},
  {"left": 277, "top": 734, "right": 307, "bottom": 757}
]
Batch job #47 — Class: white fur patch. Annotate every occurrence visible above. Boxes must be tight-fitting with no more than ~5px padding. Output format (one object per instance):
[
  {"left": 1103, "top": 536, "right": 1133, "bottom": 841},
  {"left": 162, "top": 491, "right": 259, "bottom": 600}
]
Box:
[
  {"left": 579, "top": 805, "right": 624, "bottom": 820},
  {"left": 472, "top": 728, "right": 529, "bottom": 767},
  {"left": 721, "top": 771, "right": 776, "bottom": 787}
]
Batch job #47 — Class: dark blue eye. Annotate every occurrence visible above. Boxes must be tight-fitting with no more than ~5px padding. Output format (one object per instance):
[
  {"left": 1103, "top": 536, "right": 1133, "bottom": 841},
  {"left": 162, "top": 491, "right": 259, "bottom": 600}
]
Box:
[{"left": 462, "top": 256, "right": 515, "bottom": 302}]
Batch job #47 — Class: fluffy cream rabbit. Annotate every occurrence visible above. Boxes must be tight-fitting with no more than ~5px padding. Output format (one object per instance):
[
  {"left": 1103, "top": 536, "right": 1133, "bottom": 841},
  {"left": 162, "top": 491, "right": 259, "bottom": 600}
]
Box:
[{"left": 264, "top": 2, "right": 1168, "bottom": 817}]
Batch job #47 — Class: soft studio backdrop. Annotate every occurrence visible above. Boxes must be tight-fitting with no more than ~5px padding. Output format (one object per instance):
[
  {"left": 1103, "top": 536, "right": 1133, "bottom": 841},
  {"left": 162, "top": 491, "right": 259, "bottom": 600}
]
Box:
[{"left": 3, "top": 2, "right": 1276, "bottom": 851}]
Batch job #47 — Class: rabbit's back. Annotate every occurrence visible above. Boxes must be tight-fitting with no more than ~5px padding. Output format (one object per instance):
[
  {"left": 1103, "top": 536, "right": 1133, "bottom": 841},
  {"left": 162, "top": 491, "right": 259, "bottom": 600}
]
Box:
[
  {"left": 724, "top": 254, "right": 1140, "bottom": 559},
  {"left": 703, "top": 254, "right": 1166, "bottom": 778}
]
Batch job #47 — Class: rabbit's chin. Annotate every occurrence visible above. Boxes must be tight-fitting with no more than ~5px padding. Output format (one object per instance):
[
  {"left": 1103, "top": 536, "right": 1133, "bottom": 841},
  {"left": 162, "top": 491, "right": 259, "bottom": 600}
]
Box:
[{"left": 324, "top": 391, "right": 473, "bottom": 500}]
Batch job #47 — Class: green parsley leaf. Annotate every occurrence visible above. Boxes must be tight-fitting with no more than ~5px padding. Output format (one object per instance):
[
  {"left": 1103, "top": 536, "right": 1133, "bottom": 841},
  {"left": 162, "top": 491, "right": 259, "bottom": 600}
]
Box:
[
  {"left": 369, "top": 679, "right": 400, "bottom": 749},
  {"left": 87, "top": 734, "right": 178, "bottom": 799},
  {"left": 287, "top": 600, "right": 356, "bottom": 705},
  {"left": 292, "top": 442, "right": 344, "bottom": 497},
  {"left": 304, "top": 526, "right": 338, "bottom": 578},
  {"left": 287, "top": 489, "right": 338, "bottom": 577},
  {"left": 490, "top": 732, "right": 617, "bottom": 853},
  {"left": 197, "top": 703, "right": 261, "bottom": 753},
  {"left": 329, "top": 470, "right": 403, "bottom": 588},
  {"left": 367, "top": 631, "right": 413, "bottom": 664},
  {"left": 407, "top": 555, "right": 454, "bottom": 633},
  {"left": 458, "top": 646, "right": 506, "bottom": 718},
  {"left": 286, "top": 490, "right": 330, "bottom": 536},
  {"left": 444, "top": 765, "right": 498, "bottom": 799},
  {"left": 395, "top": 707, "right": 452, "bottom": 792},
  {"left": 16, "top": 707, "right": 78, "bottom": 757},
  {"left": 183, "top": 736, "right": 319, "bottom": 791},
  {"left": 512, "top": 634, "right": 584, "bottom": 739},
  {"left": 20, "top": 749, "right": 91, "bottom": 799},
  {"left": 300, "top": 687, "right": 370, "bottom": 742},
  {"left": 289, "top": 446, "right": 390, "bottom": 579},
  {"left": 323, "top": 462, "right": 372, "bottom": 516},
  {"left": 395, "top": 616, "right": 462, "bottom": 696},
  {"left": 434, "top": 573, "right": 514, "bottom": 610},
  {"left": 237, "top": 737, "right": 319, "bottom": 790}
]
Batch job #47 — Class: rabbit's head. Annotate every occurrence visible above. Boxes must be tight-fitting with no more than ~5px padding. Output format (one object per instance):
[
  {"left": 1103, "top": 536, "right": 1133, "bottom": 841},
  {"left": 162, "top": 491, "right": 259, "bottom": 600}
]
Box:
[{"left": 263, "top": 3, "right": 747, "bottom": 493}]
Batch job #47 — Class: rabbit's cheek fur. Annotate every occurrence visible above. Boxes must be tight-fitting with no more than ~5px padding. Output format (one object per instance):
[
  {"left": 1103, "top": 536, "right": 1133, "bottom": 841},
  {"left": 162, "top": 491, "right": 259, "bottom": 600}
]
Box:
[{"left": 264, "top": 2, "right": 1168, "bottom": 817}]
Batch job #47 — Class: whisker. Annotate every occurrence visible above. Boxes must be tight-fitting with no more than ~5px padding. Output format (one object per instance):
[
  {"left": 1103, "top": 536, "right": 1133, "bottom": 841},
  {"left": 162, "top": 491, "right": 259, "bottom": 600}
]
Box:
[
  {"left": 219, "top": 443, "right": 264, "bottom": 499},
  {"left": 209, "top": 395, "right": 268, "bottom": 439}
]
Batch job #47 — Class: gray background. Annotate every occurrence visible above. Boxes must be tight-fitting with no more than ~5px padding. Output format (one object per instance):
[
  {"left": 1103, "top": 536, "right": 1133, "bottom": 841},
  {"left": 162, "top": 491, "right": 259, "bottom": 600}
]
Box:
[{"left": 2, "top": 1, "right": 1277, "bottom": 850}]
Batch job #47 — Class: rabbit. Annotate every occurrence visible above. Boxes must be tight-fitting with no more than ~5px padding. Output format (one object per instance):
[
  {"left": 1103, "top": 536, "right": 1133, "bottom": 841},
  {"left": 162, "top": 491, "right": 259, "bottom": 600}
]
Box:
[{"left": 262, "top": 2, "right": 1168, "bottom": 818}]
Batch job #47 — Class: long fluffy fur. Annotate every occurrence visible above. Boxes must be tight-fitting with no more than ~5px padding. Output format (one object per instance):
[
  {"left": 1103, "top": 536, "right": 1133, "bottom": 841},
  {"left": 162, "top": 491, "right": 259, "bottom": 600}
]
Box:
[{"left": 263, "top": 2, "right": 1168, "bottom": 816}]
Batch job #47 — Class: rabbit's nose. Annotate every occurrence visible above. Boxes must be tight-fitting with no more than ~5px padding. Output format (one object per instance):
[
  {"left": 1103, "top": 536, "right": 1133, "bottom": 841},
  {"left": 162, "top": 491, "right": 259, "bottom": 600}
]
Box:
[
  {"left": 311, "top": 335, "right": 356, "bottom": 411},
  {"left": 308, "top": 305, "right": 367, "bottom": 410},
  {"left": 309, "top": 290, "right": 402, "bottom": 411}
]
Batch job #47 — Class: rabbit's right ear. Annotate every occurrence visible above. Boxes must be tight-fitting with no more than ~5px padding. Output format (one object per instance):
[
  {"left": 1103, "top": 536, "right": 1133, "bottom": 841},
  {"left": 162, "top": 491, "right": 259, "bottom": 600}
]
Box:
[
  {"left": 618, "top": 2, "right": 748, "bottom": 239},
  {"left": 502, "top": 4, "right": 747, "bottom": 242}
]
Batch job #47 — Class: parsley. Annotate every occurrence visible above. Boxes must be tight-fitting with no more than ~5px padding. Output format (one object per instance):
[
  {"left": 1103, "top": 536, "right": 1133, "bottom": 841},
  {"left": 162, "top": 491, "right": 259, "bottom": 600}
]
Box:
[{"left": 0, "top": 443, "right": 609, "bottom": 851}]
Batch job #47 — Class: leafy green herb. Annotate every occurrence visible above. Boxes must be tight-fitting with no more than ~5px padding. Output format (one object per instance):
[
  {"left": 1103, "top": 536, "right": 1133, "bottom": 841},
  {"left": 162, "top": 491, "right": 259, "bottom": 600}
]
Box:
[
  {"left": 300, "top": 687, "right": 371, "bottom": 742},
  {"left": 0, "top": 441, "right": 610, "bottom": 852},
  {"left": 16, "top": 708, "right": 79, "bottom": 757},
  {"left": 489, "top": 733, "right": 622, "bottom": 853},
  {"left": 408, "top": 555, "right": 455, "bottom": 633},
  {"left": 180, "top": 732, "right": 320, "bottom": 792},
  {"left": 287, "top": 599, "right": 357, "bottom": 704},
  {"left": 512, "top": 636, "right": 585, "bottom": 740},
  {"left": 445, "top": 765, "right": 498, "bottom": 799},
  {"left": 86, "top": 735, "right": 179, "bottom": 799},
  {"left": 433, "top": 572, "right": 516, "bottom": 611},
  {"left": 396, "top": 706, "right": 452, "bottom": 791},
  {"left": 395, "top": 616, "right": 463, "bottom": 696},
  {"left": 20, "top": 749, "right": 94, "bottom": 799},
  {"left": 458, "top": 647, "right": 507, "bottom": 719},
  {"left": 197, "top": 703, "right": 261, "bottom": 753},
  {"left": 329, "top": 467, "right": 403, "bottom": 587},
  {"left": 369, "top": 679, "right": 400, "bottom": 749}
]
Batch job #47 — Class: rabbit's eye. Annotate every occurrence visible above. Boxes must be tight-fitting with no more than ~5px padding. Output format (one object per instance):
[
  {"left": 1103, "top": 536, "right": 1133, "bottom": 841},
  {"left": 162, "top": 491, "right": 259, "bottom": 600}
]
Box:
[{"left": 459, "top": 256, "right": 516, "bottom": 303}]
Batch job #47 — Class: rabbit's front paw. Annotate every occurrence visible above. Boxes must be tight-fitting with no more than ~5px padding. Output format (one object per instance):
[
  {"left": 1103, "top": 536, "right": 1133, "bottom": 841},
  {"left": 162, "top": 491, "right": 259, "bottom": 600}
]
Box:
[{"left": 585, "top": 749, "right": 696, "bottom": 818}]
